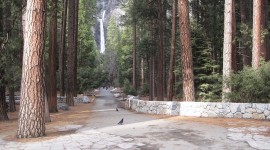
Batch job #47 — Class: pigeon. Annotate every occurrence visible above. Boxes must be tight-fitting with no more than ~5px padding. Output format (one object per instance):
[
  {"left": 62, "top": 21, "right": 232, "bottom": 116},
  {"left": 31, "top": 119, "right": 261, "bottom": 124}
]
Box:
[
  {"left": 118, "top": 118, "right": 124, "bottom": 125},
  {"left": 116, "top": 108, "right": 119, "bottom": 111}
]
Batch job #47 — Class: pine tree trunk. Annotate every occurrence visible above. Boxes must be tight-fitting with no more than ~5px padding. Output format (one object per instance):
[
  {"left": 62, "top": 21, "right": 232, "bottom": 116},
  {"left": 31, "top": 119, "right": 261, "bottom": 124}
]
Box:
[
  {"left": 261, "top": 0, "right": 268, "bottom": 61},
  {"left": 48, "top": 0, "right": 58, "bottom": 113},
  {"left": 132, "top": 23, "right": 137, "bottom": 90},
  {"left": 8, "top": 86, "right": 16, "bottom": 112},
  {"left": 0, "top": 71, "right": 8, "bottom": 121},
  {"left": 17, "top": 0, "right": 46, "bottom": 138},
  {"left": 240, "top": 0, "right": 251, "bottom": 67},
  {"left": 167, "top": 0, "right": 177, "bottom": 101},
  {"left": 141, "top": 58, "right": 144, "bottom": 87},
  {"left": 74, "top": 0, "right": 79, "bottom": 96},
  {"left": 66, "top": 0, "right": 76, "bottom": 106},
  {"left": 179, "top": 0, "right": 195, "bottom": 101},
  {"left": 222, "top": 0, "right": 233, "bottom": 102},
  {"left": 252, "top": 0, "right": 261, "bottom": 68},
  {"left": 59, "top": 0, "right": 67, "bottom": 96},
  {"left": 157, "top": 0, "right": 164, "bottom": 101},
  {"left": 231, "top": 0, "right": 237, "bottom": 72},
  {"left": 0, "top": 1, "right": 8, "bottom": 121}
]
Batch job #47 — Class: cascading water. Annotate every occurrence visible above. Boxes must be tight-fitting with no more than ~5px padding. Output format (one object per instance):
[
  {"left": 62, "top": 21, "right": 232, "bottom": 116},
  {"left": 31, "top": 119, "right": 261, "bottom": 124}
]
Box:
[{"left": 100, "top": 11, "right": 106, "bottom": 53}]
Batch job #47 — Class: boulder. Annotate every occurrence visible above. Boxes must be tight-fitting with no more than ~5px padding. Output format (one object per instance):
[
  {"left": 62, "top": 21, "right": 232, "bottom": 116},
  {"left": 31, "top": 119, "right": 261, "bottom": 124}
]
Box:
[
  {"left": 58, "top": 103, "right": 69, "bottom": 111},
  {"left": 83, "top": 96, "right": 91, "bottom": 103}
]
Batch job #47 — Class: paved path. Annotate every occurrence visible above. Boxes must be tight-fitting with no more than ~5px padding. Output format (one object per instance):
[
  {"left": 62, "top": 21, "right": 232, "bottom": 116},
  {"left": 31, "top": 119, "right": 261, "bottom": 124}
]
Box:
[{"left": 1, "top": 88, "right": 269, "bottom": 150}]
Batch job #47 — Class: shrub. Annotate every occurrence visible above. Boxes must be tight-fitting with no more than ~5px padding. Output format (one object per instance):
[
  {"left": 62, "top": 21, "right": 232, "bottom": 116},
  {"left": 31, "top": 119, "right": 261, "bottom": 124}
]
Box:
[
  {"left": 123, "top": 79, "right": 136, "bottom": 95},
  {"left": 227, "top": 62, "right": 270, "bottom": 103}
]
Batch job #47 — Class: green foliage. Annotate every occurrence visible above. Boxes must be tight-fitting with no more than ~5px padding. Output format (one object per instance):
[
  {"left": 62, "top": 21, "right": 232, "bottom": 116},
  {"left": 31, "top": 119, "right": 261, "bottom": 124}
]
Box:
[
  {"left": 191, "top": 22, "right": 222, "bottom": 101},
  {"left": 76, "top": 0, "right": 108, "bottom": 92},
  {"left": 123, "top": 78, "right": 136, "bottom": 95},
  {"left": 138, "top": 83, "right": 148, "bottom": 96},
  {"left": 117, "top": 26, "right": 133, "bottom": 86},
  {"left": 227, "top": 62, "right": 270, "bottom": 103}
]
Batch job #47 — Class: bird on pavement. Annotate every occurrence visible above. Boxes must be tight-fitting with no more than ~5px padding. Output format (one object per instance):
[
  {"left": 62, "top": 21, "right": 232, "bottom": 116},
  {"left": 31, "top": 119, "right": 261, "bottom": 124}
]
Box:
[
  {"left": 116, "top": 108, "right": 119, "bottom": 111},
  {"left": 118, "top": 118, "right": 124, "bottom": 125}
]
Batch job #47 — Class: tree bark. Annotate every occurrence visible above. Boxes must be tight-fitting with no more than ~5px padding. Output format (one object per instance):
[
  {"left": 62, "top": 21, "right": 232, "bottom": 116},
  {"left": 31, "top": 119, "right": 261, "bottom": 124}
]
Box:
[
  {"left": 48, "top": 0, "right": 58, "bottom": 113},
  {"left": 8, "top": 86, "right": 16, "bottom": 112},
  {"left": 74, "top": 0, "right": 79, "bottom": 96},
  {"left": 157, "top": 0, "right": 164, "bottom": 101},
  {"left": 141, "top": 58, "right": 144, "bottom": 87},
  {"left": 132, "top": 23, "right": 137, "bottom": 90},
  {"left": 0, "top": 1, "right": 9, "bottom": 121},
  {"left": 261, "top": 0, "right": 268, "bottom": 61},
  {"left": 17, "top": 0, "right": 46, "bottom": 138},
  {"left": 167, "top": 0, "right": 177, "bottom": 101},
  {"left": 222, "top": 0, "right": 233, "bottom": 102},
  {"left": 66, "top": 0, "right": 76, "bottom": 106},
  {"left": 240, "top": 0, "right": 251, "bottom": 67},
  {"left": 231, "top": 0, "right": 237, "bottom": 72},
  {"left": 59, "top": 0, "right": 67, "bottom": 97},
  {"left": 179, "top": 0, "right": 195, "bottom": 101},
  {"left": 252, "top": 0, "right": 261, "bottom": 68}
]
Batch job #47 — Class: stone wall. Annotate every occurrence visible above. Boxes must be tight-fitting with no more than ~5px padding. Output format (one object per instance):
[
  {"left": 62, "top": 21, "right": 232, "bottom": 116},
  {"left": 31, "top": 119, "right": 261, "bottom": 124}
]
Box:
[{"left": 125, "top": 99, "right": 270, "bottom": 120}]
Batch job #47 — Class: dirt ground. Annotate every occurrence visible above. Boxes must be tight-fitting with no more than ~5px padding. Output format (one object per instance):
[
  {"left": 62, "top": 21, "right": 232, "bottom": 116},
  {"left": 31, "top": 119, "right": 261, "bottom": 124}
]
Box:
[
  {"left": 1, "top": 100, "right": 270, "bottom": 143},
  {"left": 0, "top": 102, "right": 94, "bottom": 143}
]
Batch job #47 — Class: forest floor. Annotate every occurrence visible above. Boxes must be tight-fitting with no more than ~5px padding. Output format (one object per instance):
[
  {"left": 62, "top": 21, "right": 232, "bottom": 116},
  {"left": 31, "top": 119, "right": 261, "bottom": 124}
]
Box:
[{"left": 0, "top": 100, "right": 95, "bottom": 143}]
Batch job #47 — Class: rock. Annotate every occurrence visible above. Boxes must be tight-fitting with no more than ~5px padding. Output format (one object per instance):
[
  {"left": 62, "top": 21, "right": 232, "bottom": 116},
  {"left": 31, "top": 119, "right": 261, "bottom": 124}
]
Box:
[
  {"left": 133, "top": 96, "right": 140, "bottom": 100},
  {"left": 230, "top": 103, "right": 239, "bottom": 114},
  {"left": 83, "top": 96, "right": 91, "bottom": 103},
  {"left": 114, "top": 93, "right": 121, "bottom": 98},
  {"left": 243, "top": 113, "right": 253, "bottom": 119},
  {"left": 58, "top": 103, "right": 69, "bottom": 111},
  {"left": 252, "top": 113, "right": 265, "bottom": 120}
]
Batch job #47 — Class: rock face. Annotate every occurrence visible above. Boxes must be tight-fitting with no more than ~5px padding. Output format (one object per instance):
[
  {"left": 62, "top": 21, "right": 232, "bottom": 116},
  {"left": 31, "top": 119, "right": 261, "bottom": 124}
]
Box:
[{"left": 125, "top": 99, "right": 270, "bottom": 120}]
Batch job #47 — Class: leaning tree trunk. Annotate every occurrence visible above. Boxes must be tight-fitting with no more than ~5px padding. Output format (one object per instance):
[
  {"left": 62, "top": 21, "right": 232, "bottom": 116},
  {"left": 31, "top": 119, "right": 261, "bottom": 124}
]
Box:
[
  {"left": 17, "top": 0, "right": 46, "bottom": 138},
  {"left": 48, "top": 0, "right": 58, "bottom": 113},
  {"left": 179, "top": 0, "right": 195, "bottom": 101},
  {"left": 252, "top": 0, "right": 261, "bottom": 69},
  {"left": 167, "top": 0, "right": 177, "bottom": 101}
]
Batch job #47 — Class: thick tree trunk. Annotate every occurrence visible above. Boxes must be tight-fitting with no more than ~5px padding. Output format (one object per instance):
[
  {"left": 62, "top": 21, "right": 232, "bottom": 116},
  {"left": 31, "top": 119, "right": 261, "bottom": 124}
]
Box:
[
  {"left": 179, "top": 0, "right": 195, "bottom": 101},
  {"left": 222, "top": 0, "right": 233, "bottom": 102},
  {"left": 66, "top": 0, "right": 76, "bottom": 106},
  {"left": 167, "top": 0, "right": 177, "bottom": 101},
  {"left": 252, "top": 0, "right": 261, "bottom": 68},
  {"left": 240, "top": 0, "right": 251, "bottom": 67},
  {"left": 261, "top": 0, "right": 268, "bottom": 61},
  {"left": 132, "top": 23, "right": 137, "bottom": 90},
  {"left": 48, "top": 0, "right": 58, "bottom": 113},
  {"left": 59, "top": 0, "right": 67, "bottom": 96},
  {"left": 157, "top": 0, "right": 164, "bottom": 101},
  {"left": 17, "top": 0, "right": 46, "bottom": 138}
]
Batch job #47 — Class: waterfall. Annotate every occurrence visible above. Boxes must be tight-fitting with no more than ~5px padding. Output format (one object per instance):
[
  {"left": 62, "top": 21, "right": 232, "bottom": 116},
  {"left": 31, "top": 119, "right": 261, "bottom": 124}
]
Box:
[{"left": 100, "top": 11, "right": 106, "bottom": 53}]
